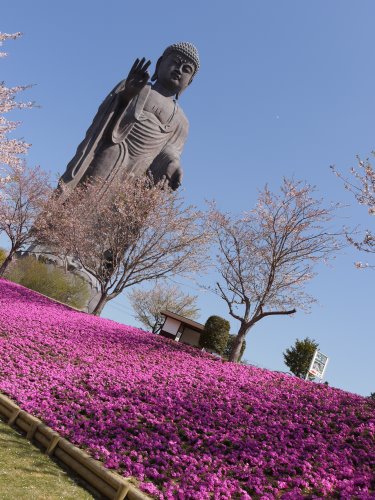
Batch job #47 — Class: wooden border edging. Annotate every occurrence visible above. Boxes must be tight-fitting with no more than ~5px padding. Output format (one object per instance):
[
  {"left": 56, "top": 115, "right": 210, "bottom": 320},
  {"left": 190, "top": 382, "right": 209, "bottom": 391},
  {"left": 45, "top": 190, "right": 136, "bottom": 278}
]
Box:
[{"left": 0, "top": 393, "right": 152, "bottom": 500}]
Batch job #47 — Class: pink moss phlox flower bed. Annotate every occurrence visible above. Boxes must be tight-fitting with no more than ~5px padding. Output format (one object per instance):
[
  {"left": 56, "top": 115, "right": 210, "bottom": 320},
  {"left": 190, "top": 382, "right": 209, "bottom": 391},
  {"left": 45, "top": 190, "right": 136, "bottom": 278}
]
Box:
[{"left": 0, "top": 280, "right": 374, "bottom": 499}]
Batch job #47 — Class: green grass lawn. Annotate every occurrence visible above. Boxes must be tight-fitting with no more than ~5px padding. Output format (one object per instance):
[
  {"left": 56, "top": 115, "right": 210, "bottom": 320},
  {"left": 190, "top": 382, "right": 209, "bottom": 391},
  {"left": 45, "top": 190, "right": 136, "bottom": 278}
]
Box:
[{"left": 0, "top": 418, "right": 94, "bottom": 499}]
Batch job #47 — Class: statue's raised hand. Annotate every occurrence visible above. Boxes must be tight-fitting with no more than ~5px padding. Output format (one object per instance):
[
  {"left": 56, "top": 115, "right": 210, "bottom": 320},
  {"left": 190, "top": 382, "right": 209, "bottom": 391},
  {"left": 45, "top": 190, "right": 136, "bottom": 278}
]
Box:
[{"left": 122, "top": 58, "right": 151, "bottom": 102}]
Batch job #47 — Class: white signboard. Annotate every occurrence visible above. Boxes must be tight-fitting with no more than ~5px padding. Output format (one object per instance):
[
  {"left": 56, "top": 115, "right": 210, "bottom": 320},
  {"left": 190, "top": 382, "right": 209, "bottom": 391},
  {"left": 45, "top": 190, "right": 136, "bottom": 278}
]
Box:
[{"left": 306, "top": 350, "right": 329, "bottom": 380}]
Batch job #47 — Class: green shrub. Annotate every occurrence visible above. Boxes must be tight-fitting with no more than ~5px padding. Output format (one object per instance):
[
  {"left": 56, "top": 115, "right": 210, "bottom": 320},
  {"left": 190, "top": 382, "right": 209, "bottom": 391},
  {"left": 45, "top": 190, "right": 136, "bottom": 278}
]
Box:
[
  {"left": 6, "top": 256, "right": 90, "bottom": 310},
  {"left": 199, "top": 315, "right": 230, "bottom": 355},
  {"left": 0, "top": 248, "right": 7, "bottom": 266}
]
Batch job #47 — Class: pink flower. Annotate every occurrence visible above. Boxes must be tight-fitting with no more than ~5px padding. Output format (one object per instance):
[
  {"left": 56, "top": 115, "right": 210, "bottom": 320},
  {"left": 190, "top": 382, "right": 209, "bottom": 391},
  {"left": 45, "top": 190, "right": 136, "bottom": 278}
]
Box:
[{"left": 0, "top": 279, "right": 374, "bottom": 499}]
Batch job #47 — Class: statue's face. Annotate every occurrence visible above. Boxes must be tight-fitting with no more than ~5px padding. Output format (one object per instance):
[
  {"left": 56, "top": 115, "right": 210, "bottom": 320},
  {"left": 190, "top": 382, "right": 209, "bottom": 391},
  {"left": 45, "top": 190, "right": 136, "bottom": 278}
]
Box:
[{"left": 156, "top": 52, "right": 195, "bottom": 94}]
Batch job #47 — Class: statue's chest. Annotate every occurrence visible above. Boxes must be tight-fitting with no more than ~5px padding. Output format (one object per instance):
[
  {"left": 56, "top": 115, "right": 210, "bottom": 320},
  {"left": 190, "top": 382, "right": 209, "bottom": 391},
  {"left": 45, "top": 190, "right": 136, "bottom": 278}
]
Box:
[{"left": 142, "top": 91, "right": 177, "bottom": 126}]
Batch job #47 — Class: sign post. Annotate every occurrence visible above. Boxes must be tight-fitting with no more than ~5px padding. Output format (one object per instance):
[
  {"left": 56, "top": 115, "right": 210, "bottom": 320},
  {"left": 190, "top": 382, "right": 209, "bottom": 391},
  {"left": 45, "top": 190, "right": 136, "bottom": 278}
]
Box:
[{"left": 305, "top": 350, "right": 329, "bottom": 381}]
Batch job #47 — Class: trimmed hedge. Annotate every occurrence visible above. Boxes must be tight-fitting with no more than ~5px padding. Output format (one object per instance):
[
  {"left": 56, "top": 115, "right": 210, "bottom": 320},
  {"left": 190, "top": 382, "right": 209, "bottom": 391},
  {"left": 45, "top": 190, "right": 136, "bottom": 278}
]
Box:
[{"left": 199, "top": 315, "right": 230, "bottom": 354}]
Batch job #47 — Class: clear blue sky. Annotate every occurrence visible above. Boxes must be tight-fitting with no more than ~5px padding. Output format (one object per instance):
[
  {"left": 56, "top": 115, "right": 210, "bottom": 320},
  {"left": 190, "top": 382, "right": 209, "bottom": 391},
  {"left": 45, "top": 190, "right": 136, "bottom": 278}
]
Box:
[{"left": 2, "top": 1, "right": 374, "bottom": 396}]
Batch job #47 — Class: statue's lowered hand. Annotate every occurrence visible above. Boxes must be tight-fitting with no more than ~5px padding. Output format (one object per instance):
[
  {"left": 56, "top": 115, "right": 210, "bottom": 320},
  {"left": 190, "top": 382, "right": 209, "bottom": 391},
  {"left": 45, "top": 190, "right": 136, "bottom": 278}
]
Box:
[
  {"left": 122, "top": 58, "right": 151, "bottom": 102},
  {"left": 162, "top": 160, "right": 183, "bottom": 191}
]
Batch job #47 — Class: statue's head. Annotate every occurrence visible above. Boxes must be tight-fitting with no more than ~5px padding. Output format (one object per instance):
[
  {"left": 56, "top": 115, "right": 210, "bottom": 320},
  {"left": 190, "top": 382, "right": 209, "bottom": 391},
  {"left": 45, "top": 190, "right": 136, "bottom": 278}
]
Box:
[{"left": 151, "top": 42, "right": 200, "bottom": 98}]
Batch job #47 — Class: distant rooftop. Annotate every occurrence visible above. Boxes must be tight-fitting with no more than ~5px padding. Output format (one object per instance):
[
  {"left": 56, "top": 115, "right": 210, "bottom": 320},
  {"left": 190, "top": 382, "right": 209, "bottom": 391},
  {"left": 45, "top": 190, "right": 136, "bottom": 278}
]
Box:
[{"left": 160, "top": 310, "right": 205, "bottom": 332}]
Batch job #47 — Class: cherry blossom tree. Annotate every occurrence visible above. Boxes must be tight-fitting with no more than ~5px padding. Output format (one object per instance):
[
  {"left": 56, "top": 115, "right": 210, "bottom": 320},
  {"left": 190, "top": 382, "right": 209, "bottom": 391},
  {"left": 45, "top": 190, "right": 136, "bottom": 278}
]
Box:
[
  {"left": 0, "top": 32, "right": 34, "bottom": 170},
  {"left": 128, "top": 282, "right": 200, "bottom": 333},
  {"left": 331, "top": 155, "right": 375, "bottom": 269},
  {"left": 208, "top": 178, "right": 340, "bottom": 362},
  {"left": 36, "top": 177, "right": 210, "bottom": 315},
  {"left": 0, "top": 32, "right": 52, "bottom": 275},
  {"left": 0, "top": 32, "right": 22, "bottom": 58},
  {"left": 0, "top": 163, "right": 52, "bottom": 275}
]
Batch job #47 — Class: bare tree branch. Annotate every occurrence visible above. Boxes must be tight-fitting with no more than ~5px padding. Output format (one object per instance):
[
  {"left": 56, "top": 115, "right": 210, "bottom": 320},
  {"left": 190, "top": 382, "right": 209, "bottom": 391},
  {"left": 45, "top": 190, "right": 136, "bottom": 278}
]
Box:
[{"left": 332, "top": 156, "right": 375, "bottom": 269}]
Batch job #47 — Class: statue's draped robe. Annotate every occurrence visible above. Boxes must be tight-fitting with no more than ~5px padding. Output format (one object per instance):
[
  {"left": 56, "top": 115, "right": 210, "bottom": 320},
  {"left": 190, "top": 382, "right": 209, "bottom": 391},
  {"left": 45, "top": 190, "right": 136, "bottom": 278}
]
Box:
[{"left": 59, "top": 81, "right": 189, "bottom": 191}]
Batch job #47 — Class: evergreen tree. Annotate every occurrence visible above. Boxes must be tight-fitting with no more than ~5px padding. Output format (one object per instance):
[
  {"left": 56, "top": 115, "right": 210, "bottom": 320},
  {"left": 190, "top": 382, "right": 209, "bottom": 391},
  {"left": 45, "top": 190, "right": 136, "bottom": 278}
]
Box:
[{"left": 283, "top": 337, "right": 319, "bottom": 378}]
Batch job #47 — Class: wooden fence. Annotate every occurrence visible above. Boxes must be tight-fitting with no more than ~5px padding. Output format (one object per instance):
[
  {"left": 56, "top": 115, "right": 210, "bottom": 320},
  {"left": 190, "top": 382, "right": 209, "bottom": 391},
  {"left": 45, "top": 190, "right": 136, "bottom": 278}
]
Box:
[{"left": 0, "top": 393, "right": 152, "bottom": 500}]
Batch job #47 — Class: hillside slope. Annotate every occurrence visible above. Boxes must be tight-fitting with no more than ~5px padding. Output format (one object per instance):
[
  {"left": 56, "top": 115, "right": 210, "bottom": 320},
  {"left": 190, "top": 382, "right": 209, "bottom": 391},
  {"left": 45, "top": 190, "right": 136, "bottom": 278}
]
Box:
[{"left": 0, "top": 279, "right": 374, "bottom": 499}]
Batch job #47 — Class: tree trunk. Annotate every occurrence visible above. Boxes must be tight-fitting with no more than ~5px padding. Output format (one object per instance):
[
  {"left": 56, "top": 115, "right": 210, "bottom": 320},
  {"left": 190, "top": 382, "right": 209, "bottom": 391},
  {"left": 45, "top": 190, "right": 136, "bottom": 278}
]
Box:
[
  {"left": 91, "top": 293, "right": 109, "bottom": 316},
  {"left": 152, "top": 324, "right": 161, "bottom": 334},
  {"left": 0, "top": 251, "right": 14, "bottom": 277},
  {"left": 229, "top": 324, "right": 249, "bottom": 362}
]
